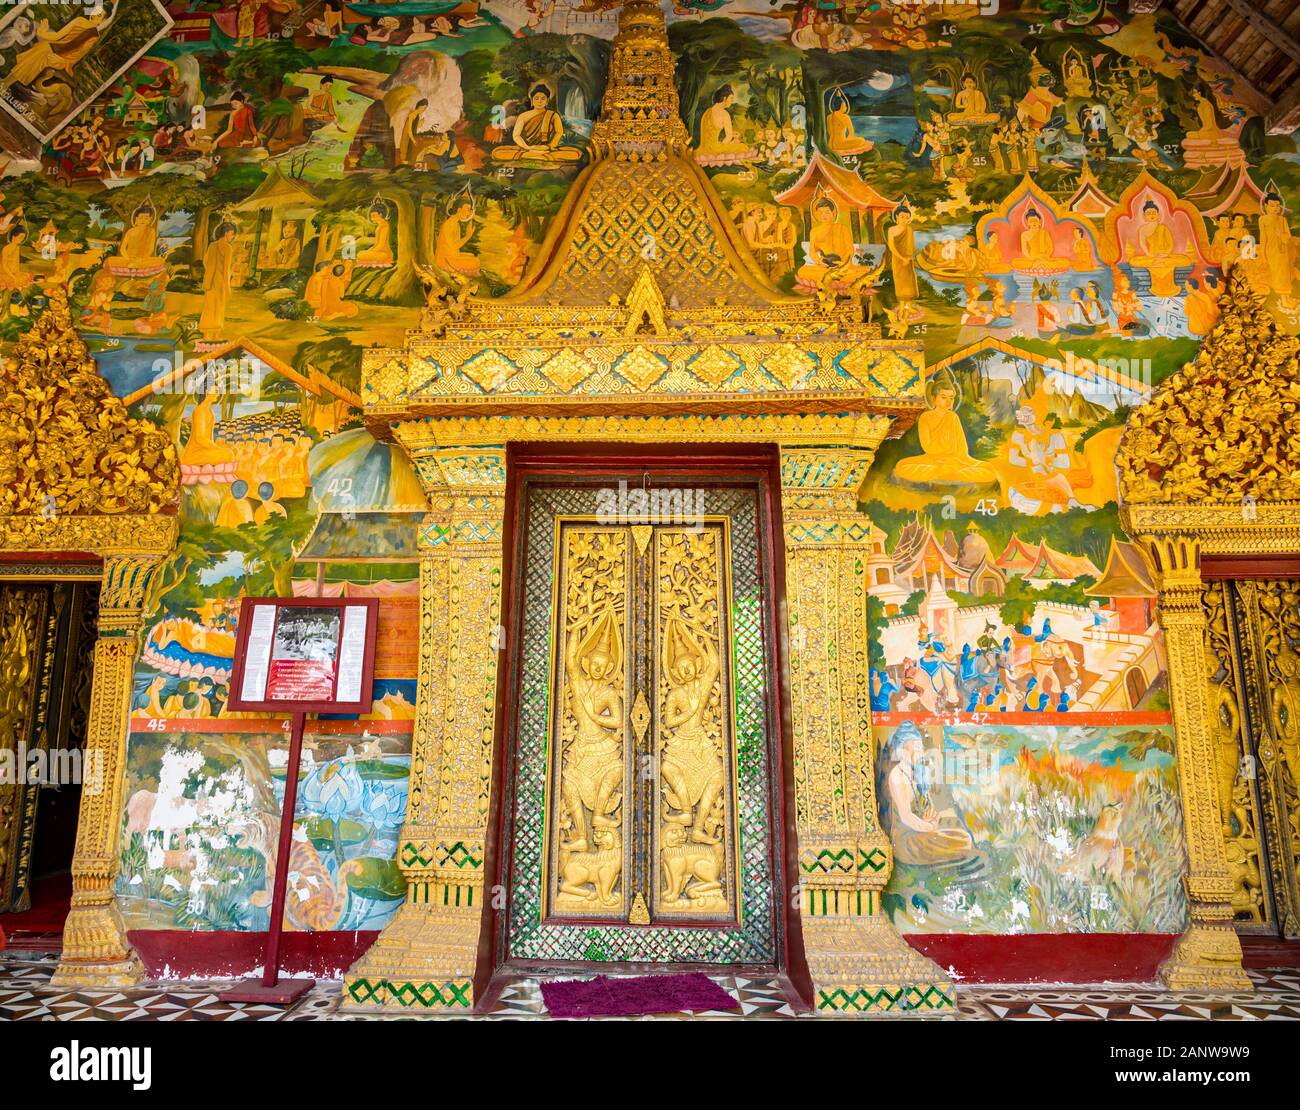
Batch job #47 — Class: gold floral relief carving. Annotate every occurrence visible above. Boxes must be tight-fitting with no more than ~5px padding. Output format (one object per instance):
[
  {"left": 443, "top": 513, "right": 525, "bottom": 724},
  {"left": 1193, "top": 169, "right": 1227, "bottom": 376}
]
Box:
[
  {"left": 1118, "top": 270, "right": 1300, "bottom": 508},
  {"left": 0, "top": 289, "right": 178, "bottom": 518},
  {"left": 656, "top": 527, "right": 733, "bottom": 916},
  {"left": 550, "top": 527, "right": 630, "bottom": 917}
]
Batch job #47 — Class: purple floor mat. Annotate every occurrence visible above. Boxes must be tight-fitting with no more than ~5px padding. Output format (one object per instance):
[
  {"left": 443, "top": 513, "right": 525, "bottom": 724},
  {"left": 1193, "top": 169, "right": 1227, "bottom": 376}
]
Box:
[{"left": 539, "top": 972, "right": 740, "bottom": 1018}]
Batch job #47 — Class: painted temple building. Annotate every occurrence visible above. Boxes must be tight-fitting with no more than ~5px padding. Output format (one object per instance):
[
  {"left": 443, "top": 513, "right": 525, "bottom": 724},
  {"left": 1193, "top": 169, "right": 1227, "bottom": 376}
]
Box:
[{"left": 2, "top": 0, "right": 1300, "bottom": 1017}]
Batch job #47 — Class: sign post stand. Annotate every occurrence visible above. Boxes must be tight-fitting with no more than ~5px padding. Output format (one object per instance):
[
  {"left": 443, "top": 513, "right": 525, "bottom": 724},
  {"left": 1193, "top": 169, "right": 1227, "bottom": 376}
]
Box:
[
  {"left": 225, "top": 708, "right": 312, "bottom": 1005},
  {"left": 222, "top": 597, "right": 379, "bottom": 1006}
]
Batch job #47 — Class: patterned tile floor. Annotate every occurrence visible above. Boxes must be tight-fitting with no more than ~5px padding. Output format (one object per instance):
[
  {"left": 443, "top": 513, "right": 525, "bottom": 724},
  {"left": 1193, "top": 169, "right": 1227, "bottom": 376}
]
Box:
[{"left": 2, "top": 951, "right": 1298, "bottom": 1021}]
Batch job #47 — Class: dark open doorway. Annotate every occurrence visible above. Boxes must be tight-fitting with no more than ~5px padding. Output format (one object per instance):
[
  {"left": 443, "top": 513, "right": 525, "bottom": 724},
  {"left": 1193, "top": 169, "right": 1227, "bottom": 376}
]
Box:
[{"left": 0, "top": 579, "right": 99, "bottom": 950}]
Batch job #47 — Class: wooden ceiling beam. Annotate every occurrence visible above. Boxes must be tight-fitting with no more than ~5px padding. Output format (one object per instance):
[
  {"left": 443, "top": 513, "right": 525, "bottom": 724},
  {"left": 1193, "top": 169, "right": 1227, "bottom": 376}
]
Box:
[
  {"left": 1266, "top": 77, "right": 1300, "bottom": 134},
  {"left": 1222, "top": 0, "right": 1300, "bottom": 65}
]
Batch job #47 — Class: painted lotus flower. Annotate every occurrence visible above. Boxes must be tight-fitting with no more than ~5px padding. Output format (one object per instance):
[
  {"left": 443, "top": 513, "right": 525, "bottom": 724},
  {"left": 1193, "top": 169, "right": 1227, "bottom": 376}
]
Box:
[{"left": 301, "top": 760, "right": 364, "bottom": 819}]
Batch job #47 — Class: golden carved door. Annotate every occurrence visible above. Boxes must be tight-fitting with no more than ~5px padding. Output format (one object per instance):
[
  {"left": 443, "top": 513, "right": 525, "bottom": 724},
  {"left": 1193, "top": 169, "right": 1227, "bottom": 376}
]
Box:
[
  {"left": 1204, "top": 578, "right": 1300, "bottom": 937},
  {"left": 501, "top": 478, "right": 785, "bottom": 966},
  {"left": 0, "top": 581, "right": 98, "bottom": 912}
]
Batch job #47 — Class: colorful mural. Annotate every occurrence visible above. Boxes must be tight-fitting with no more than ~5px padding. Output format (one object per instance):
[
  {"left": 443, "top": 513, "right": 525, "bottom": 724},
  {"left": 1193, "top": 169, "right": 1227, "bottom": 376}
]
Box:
[
  {"left": 874, "top": 717, "right": 1186, "bottom": 933},
  {"left": 117, "top": 726, "right": 411, "bottom": 931},
  {"left": 3, "top": 0, "right": 1299, "bottom": 938}
]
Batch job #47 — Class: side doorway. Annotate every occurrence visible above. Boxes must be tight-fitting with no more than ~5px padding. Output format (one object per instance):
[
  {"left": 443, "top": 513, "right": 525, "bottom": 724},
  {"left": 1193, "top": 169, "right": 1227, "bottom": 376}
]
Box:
[
  {"left": 1204, "top": 572, "right": 1300, "bottom": 938},
  {"left": 0, "top": 577, "right": 100, "bottom": 944}
]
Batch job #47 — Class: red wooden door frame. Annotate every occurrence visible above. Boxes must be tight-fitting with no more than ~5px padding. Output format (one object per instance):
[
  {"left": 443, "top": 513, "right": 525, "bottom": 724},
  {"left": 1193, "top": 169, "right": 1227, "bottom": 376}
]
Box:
[{"left": 473, "top": 442, "right": 813, "bottom": 1009}]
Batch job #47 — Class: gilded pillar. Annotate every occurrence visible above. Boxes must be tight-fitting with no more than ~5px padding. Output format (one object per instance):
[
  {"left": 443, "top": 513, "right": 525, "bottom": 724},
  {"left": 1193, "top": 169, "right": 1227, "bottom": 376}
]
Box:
[
  {"left": 343, "top": 447, "right": 505, "bottom": 1011},
  {"left": 1140, "top": 534, "right": 1251, "bottom": 991},
  {"left": 52, "top": 554, "right": 165, "bottom": 988},
  {"left": 779, "top": 447, "right": 953, "bottom": 1014}
]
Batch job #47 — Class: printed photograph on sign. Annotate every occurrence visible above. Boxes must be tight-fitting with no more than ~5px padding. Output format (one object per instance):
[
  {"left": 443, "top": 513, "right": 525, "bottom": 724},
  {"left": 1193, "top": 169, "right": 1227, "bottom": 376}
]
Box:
[
  {"left": 266, "top": 606, "right": 341, "bottom": 701},
  {"left": 0, "top": 0, "right": 173, "bottom": 143}
]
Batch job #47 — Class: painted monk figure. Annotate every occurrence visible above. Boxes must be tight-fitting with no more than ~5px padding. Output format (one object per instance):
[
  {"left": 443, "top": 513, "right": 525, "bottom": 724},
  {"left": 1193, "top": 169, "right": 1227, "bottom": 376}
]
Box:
[{"left": 199, "top": 222, "right": 237, "bottom": 341}]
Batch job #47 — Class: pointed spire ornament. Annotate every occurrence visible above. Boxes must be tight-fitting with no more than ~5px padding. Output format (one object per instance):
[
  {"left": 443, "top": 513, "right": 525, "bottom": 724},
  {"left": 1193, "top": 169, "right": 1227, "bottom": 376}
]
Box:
[{"left": 589, "top": 0, "right": 691, "bottom": 162}]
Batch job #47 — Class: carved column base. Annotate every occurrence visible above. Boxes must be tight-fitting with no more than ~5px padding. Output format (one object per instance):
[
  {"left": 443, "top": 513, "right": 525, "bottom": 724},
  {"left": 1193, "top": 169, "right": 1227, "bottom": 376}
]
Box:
[
  {"left": 52, "top": 901, "right": 143, "bottom": 988},
  {"left": 341, "top": 903, "right": 481, "bottom": 1012},
  {"left": 1160, "top": 917, "right": 1252, "bottom": 992},
  {"left": 802, "top": 914, "right": 954, "bottom": 1016}
]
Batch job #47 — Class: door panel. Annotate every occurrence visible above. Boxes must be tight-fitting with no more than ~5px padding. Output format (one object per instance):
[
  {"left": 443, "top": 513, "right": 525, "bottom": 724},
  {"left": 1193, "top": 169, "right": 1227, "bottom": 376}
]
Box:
[
  {"left": 652, "top": 522, "right": 739, "bottom": 923},
  {"left": 1206, "top": 578, "right": 1300, "bottom": 937},
  {"left": 505, "top": 480, "right": 780, "bottom": 966}
]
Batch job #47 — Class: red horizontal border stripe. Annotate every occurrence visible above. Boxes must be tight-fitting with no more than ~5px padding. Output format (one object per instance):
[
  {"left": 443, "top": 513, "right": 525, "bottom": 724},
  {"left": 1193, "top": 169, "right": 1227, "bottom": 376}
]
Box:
[
  {"left": 872, "top": 711, "right": 1174, "bottom": 727},
  {"left": 128, "top": 718, "right": 414, "bottom": 735}
]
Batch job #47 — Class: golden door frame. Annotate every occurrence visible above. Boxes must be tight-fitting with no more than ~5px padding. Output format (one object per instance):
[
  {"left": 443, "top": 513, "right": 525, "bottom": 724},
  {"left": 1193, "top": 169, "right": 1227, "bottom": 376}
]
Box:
[
  {"left": 342, "top": 0, "right": 955, "bottom": 1017},
  {"left": 0, "top": 290, "right": 179, "bottom": 987},
  {"left": 1117, "top": 269, "right": 1300, "bottom": 990}
]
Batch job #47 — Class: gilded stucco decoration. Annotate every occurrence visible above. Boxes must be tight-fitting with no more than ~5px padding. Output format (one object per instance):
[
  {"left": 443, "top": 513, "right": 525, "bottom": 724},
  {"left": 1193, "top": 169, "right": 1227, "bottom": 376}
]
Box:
[
  {"left": 0, "top": 293, "right": 179, "bottom": 988},
  {"left": 1, "top": 288, "right": 179, "bottom": 520},
  {"left": 1120, "top": 270, "right": 1300, "bottom": 510},
  {"left": 1117, "top": 268, "right": 1300, "bottom": 989},
  {"left": 345, "top": 0, "right": 950, "bottom": 1015}
]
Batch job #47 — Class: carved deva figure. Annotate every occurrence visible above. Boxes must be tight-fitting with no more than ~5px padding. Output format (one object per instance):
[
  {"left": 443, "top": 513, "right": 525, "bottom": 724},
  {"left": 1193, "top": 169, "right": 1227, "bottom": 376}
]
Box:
[
  {"left": 560, "top": 605, "right": 626, "bottom": 856},
  {"left": 660, "top": 613, "right": 725, "bottom": 847}
]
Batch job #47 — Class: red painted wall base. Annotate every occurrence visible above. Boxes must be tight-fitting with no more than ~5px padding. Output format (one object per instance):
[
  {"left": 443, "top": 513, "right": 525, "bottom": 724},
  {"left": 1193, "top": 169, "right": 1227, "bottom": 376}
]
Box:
[
  {"left": 121, "top": 929, "right": 1181, "bottom": 985},
  {"left": 128, "top": 930, "right": 381, "bottom": 980},
  {"left": 905, "top": 933, "right": 1180, "bottom": 983}
]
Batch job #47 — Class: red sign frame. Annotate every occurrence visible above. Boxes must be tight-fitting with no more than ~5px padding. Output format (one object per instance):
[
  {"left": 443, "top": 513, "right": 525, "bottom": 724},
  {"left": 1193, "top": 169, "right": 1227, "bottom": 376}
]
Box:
[{"left": 226, "top": 596, "right": 379, "bottom": 714}]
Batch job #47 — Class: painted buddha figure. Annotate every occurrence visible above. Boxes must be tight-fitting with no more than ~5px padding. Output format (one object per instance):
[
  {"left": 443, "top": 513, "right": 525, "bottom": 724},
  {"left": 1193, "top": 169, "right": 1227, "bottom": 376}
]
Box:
[
  {"left": 893, "top": 381, "right": 997, "bottom": 487},
  {"left": 356, "top": 201, "right": 394, "bottom": 267},
  {"left": 1128, "top": 199, "right": 1191, "bottom": 297},
  {"left": 106, "top": 201, "right": 166, "bottom": 277},
  {"left": 949, "top": 75, "right": 998, "bottom": 127},
  {"left": 695, "top": 83, "right": 755, "bottom": 163},
  {"left": 491, "top": 84, "right": 582, "bottom": 165},
  {"left": 1011, "top": 207, "right": 1069, "bottom": 274},
  {"left": 1181, "top": 89, "right": 1243, "bottom": 167},
  {"left": 1258, "top": 190, "right": 1296, "bottom": 300},
  {"left": 825, "top": 87, "right": 872, "bottom": 157},
  {"left": 1062, "top": 53, "right": 1093, "bottom": 98},
  {"left": 795, "top": 195, "right": 869, "bottom": 291}
]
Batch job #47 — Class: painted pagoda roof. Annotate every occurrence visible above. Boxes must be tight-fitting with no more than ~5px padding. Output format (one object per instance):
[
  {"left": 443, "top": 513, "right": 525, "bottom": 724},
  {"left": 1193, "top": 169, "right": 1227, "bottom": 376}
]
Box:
[
  {"left": 125, "top": 337, "right": 361, "bottom": 410},
  {"left": 1066, "top": 158, "right": 1116, "bottom": 218},
  {"left": 893, "top": 516, "right": 967, "bottom": 579},
  {"left": 229, "top": 166, "right": 321, "bottom": 213},
  {"left": 1186, "top": 163, "right": 1266, "bottom": 218},
  {"left": 1024, "top": 541, "right": 1101, "bottom": 581},
  {"left": 1084, "top": 537, "right": 1158, "bottom": 598},
  {"left": 774, "top": 150, "right": 900, "bottom": 214},
  {"left": 296, "top": 510, "right": 424, "bottom": 563},
  {"left": 994, "top": 533, "right": 1041, "bottom": 572}
]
